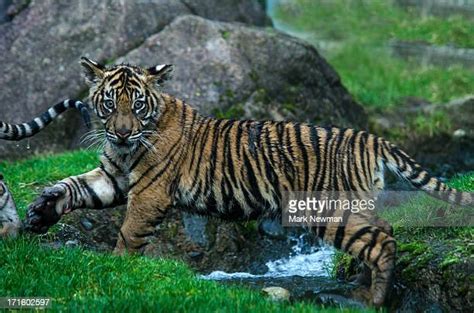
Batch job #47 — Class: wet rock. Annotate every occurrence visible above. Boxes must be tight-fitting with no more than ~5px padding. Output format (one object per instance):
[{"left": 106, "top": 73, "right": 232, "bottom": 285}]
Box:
[
  {"left": 246, "top": 262, "right": 269, "bottom": 276},
  {"left": 262, "top": 287, "right": 290, "bottom": 302},
  {"left": 65, "top": 239, "right": 79, "bottom": 247},
  {"left": 0, "top": 0, "right": 269, "bottom": 159},
  {"left": 150, "top": 208, "right": 295, "bottom": 274},
  {"left": 306, "top": 291, "right": 367, "bottom": 309},
  {"left": 258, "top": 219, "right": 286, "bottom": 240},
  {"left": 188, "top": 251, "right": 204, "bottom": 260},
  {"left": 37, "top": 223, "right": 98, "bottom": 251},
  {"left": 121, "top": 15, "right": 366, "bottom": 129},
  {"left": 182, "top": 213, "right": 209, "bottom": 248},
  {"left": 60, "top": 206, "right": 126, "bottom": 250},
  {"left": 80, "top": 217, "right": 93, "bottom": 231}
]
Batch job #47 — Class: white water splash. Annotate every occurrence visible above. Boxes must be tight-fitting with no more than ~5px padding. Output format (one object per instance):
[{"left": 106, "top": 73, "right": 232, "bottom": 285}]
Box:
[{"left": 201, "top": 236, "right": 335, "bottom": 280}]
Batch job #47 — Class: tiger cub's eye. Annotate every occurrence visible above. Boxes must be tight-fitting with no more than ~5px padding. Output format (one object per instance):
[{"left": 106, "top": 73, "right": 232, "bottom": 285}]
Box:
[
  {"left": 104, "top": 100, "right": 115, "bottom": 110},
  {"left": 134, "top": 100, "right": 146, "bottom": 111}
]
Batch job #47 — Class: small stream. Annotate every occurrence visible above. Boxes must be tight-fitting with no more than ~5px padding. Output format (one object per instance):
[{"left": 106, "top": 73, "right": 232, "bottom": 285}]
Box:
[
  {"left": 202, "top": 235, "right": 335, "bottom": 280},
  {"left": 202, "top": 235, "right": 363, "bottom": 308}
]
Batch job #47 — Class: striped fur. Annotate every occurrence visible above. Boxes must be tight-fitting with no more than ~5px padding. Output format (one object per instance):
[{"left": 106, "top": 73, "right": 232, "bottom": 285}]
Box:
[
  {"left": 24, "top": 59, "right": 472, "bottom": 307},
  {"left": 0, "top": 174, "right": 21, "bottom": 238},
  {"left": 0, "top": 99, "right": 91, "bottom": 140}
]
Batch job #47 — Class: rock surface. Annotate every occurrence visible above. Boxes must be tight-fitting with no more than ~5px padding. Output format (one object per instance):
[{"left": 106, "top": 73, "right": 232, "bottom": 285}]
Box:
[
  {"left": 0, "top": 0, "right": 270, "bottom": 158},
  {"left": 262, "top": 287, "right": 291, "bottom": 302},
  {"left": 59, "top": 205, "right": 294, "bottom": 274}
]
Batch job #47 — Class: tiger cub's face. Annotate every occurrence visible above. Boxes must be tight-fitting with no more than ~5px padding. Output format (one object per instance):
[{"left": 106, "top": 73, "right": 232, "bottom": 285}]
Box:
[{"left": 80, "top": 57, "right": 173, "bottom": 151}]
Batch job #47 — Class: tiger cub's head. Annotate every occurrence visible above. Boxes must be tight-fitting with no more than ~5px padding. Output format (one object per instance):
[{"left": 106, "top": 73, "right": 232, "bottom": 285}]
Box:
[{"left": 80, "top": 57, "right": 173, "bottom": 151}]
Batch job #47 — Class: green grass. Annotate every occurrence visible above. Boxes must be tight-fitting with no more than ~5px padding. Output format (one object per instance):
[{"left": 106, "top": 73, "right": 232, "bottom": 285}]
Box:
[
  {"left": 272, "top": 0, "right": 474, "bottom": 108},
  {"left": 1, "top": 237, "right": 342, "bottom": 312},
  {"left": 379, "top": 172, "right": 474, "bottom": 229},
  {"left": 0, "top": 150, "right": 358, "bottom": 312},
  {"left": 0, "top": 150, "right": 99, "bottom": 216},
  {"left": 274, "top": 0, "right": 474, "bottom": 48}
]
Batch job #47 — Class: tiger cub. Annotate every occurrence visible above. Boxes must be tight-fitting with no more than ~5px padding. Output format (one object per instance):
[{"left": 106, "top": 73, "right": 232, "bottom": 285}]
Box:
[
  {"left": 0, "top": 174, "right": 21, "bottom": 238},
  {"left": 21, "top": 58, "right": 471, "bottom": 307}
]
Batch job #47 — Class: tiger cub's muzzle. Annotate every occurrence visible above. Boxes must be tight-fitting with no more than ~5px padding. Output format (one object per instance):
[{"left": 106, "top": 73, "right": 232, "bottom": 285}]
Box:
[{"left": 106, "top": 129, "right": 142, "bottom": 146}]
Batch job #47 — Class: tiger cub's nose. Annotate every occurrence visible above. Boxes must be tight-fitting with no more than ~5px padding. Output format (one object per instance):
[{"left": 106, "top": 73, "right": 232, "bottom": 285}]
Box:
[{"left": 116, "top": 128, "right": 132, "bottom": 140}]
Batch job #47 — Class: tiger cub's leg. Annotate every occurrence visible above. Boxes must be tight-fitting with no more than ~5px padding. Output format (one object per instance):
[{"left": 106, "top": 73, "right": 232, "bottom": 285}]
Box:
[
  {"left": 114, "top": 188, "right": 171, "bottom": 254},
  {"left": 328, "top": 222, "right": 396, "bottom": 307},
  {"left": 25, "top": 166, "right": 127, "bottom": 233},
  {"left": 348, "top": 216, "right": 394, "bottom": 286}
]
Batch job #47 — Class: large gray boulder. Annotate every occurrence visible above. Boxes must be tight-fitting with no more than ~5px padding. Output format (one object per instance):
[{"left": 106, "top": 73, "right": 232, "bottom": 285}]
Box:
[
  {"left": 121, "top": 15, "right": 366, "bottom": 128},
  {"left": 0, "top": 0, "right": 269, "bottom": 158}
]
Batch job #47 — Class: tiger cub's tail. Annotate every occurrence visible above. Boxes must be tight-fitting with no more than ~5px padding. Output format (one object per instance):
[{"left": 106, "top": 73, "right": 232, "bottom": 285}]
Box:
[
  {"left": 380, "top": 139, "right": 472, "bottom": 207},
  {"left": 0, "top": 99, "right": 91, "bottom": 140}
]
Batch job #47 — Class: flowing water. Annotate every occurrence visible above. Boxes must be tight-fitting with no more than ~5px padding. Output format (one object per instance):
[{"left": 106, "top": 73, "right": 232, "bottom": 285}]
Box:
[
  {"left": 201, "top": 235, "right": 363, "bottom": 308},
  {"left": 202, "top": 235, "right": 335, "bottom": 280}
]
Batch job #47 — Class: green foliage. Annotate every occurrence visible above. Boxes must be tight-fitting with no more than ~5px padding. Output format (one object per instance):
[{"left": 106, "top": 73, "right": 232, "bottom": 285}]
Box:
[
  {"left": 272, "top": 0, "right": 474, "bottom": 108},
  {"left": 331, "top": 44, "right": 474, "bottom": 107},
  {"left": 273, "top": 0, "right": 474, "bottom": 48},
  {"left": 448, "top": 172, "right": 474, "bottom": 190},
  {"left": 331, "top": 251, "right": 352, "bottom": 279},
  {"left": 220, "top": 30, "right": 231, "bottom": 40},
  {"left": 411, "top": 110, "right": 452, "bottom": 137},
  {"left": 212, "top": 103, "right": 245, "bottom": 119},
  {"left": 0, "top": 150, "right": 99, "bottom": 216}
]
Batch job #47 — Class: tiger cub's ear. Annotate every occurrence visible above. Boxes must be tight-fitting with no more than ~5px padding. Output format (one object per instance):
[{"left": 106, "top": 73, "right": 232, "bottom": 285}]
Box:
[
  {"left": 80, "top": 57, "right": 105, "bottom": 85},
  {"left": 146, "top": 64, "right": 173, "bottom": 87}
]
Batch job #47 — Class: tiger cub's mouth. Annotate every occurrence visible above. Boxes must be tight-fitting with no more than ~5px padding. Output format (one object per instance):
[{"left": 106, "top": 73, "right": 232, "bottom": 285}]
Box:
[{"left": 105, "top": 131, "right": 142, "bottom": 147}]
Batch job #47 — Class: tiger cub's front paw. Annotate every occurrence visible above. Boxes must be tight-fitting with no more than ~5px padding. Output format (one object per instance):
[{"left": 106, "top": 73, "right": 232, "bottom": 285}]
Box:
[{"left": 24, "top": 185, "right": 71, "bottom": 234}]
